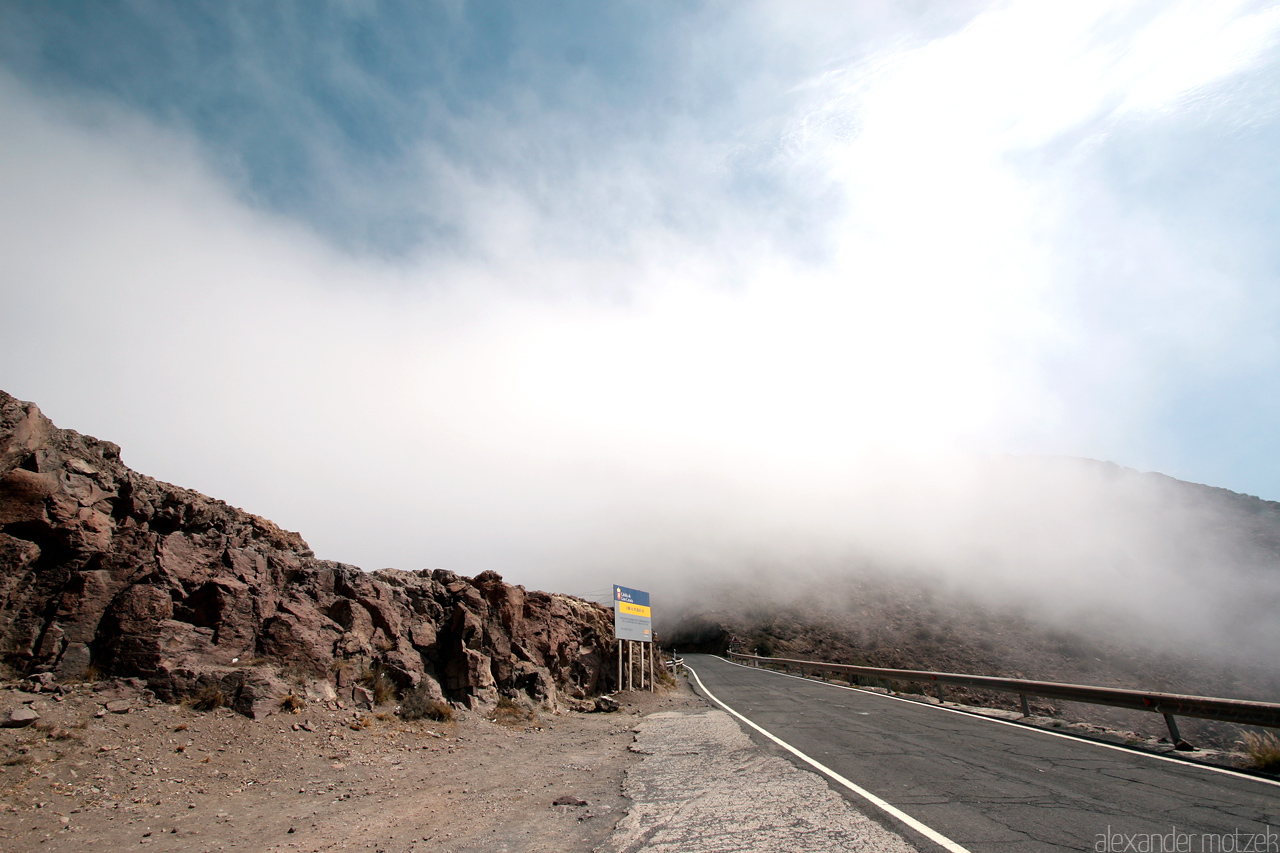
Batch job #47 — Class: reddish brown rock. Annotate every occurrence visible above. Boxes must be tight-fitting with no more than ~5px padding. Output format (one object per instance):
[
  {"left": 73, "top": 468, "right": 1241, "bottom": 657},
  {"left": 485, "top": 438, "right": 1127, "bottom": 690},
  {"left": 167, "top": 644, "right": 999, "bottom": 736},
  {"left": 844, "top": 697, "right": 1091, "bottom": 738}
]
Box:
[
  {"left": 3, "top": 706, "right": 39, "bottom": 727},
  {"left": 0, "top": 390, "right": 619, "bottom": 715}
]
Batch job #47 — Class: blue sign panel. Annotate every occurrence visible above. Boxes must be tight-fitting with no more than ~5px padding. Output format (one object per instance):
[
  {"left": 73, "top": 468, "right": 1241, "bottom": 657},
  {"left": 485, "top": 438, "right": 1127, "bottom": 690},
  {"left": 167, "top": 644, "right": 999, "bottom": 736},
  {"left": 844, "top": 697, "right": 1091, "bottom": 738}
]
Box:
[{"left": 614, "top": 584, "right": 652, "bottom": 642}]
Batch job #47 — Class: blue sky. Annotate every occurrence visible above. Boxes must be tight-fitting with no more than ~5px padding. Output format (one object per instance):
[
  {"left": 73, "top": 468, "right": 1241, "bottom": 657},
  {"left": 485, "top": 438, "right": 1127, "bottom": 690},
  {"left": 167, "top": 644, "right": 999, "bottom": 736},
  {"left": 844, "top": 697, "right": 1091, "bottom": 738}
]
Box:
[{"left": 3, "top": 1, "right": 1280, "bottom": 598}]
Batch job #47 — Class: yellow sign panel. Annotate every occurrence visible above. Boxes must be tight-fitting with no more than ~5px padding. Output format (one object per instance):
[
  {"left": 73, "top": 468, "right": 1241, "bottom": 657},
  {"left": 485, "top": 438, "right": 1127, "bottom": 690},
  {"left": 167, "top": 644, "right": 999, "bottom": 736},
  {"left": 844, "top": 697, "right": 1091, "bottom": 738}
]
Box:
[{"left": 614, "top": 584, "right": 652, "bottom": 642}]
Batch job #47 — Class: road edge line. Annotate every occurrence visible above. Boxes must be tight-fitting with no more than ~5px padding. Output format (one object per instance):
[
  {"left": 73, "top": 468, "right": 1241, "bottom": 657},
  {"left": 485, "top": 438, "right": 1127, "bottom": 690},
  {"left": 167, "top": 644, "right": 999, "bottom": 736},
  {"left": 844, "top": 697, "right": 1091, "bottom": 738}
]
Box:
[
  {"left": 683, "top": 663, "right": 973, "bottom": 853},
  {"left": 711, "top": 655, "right": 1280, "bottom": 790}
]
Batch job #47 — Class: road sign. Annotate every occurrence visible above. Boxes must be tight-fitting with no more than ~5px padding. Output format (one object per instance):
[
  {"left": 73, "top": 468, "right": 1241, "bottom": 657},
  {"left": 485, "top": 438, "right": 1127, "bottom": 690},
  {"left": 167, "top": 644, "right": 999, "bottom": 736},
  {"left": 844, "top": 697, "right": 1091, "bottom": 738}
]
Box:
[{"left": 614, "top": 585, "right": 651, "bottom": 642}]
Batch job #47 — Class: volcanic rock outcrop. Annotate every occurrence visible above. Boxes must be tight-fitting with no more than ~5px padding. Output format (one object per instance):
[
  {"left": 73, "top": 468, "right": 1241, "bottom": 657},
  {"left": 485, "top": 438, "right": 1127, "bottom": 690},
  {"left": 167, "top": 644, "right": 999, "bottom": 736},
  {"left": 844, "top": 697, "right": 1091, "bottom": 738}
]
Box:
[{"left": 0, "top": 391, "right": 617, "bottom": 715}]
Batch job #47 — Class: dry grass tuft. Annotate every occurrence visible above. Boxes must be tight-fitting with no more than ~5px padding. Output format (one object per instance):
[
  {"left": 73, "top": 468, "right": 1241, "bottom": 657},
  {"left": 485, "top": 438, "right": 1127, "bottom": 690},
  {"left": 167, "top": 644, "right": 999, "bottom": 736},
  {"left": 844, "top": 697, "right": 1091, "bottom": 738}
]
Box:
[
  {"left": 359, "top": 664, "right": 398, "bottom": 706},
  {"left": 187, "top": 684, "right": 228, "bottom": 712},
  {"left": 36, "top": 723, "right": 81, "bottom": 742},
  {"left": 280, "top": 693, "right": 305, "bottom": 713},
  {"left": 1241, "top": 731, "right": 1280, "bottom": 772},
  {"left": 399, "top": 684, "right": 455, "bottom": 723},
  {"left": 490, "top": 696, "right": 535, "bottom": 727}
]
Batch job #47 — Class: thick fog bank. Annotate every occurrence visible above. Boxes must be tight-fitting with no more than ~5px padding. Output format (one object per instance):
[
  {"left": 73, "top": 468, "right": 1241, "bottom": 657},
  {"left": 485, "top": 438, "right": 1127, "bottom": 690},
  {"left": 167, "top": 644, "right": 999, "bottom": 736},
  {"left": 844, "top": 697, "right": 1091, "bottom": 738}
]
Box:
[{"left": 590, "top": 455, "right": 1280, "bottom": 676}]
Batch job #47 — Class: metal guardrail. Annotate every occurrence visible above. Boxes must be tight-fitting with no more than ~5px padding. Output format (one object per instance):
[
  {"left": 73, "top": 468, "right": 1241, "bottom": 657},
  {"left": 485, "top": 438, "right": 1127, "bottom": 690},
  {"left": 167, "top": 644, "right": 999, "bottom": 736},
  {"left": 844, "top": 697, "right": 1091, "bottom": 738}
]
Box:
[{"left": 727, "top": 652, "right": 1280, "bottom": 748}]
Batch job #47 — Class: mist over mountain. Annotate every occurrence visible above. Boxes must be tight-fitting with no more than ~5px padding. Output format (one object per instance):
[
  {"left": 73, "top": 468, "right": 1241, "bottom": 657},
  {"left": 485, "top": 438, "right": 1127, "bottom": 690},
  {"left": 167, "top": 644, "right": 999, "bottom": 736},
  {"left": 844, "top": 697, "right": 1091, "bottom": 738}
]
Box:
[{"left": 656, "top": 456, "right": 1280, "bottom": 746}]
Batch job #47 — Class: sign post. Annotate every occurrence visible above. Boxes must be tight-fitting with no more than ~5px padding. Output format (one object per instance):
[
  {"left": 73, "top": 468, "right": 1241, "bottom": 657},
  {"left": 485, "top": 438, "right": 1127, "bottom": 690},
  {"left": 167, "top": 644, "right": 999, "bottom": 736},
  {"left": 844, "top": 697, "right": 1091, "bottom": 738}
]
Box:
[{"left": 613, "top": 585, "right": 652, "bottom": 691}]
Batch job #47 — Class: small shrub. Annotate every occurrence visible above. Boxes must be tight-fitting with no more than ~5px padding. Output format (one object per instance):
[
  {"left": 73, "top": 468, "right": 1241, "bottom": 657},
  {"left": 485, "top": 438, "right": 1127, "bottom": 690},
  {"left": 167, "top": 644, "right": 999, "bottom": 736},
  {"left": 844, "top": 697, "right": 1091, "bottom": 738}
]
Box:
[
  {"left": 399, "top": 684, "right": 454, "bottom": 723},
  {"left": 280, "top": 693, "right": 305, "bottom": 713},
  {"left": 188, "top": 684, "right": 227, "bottom": 712},
  {"left": 490, "top": 696, "right": 534, "bottom": 727},
  {"left": 359, "top": 664, "right": 397, "bottom": 706},
  {"left": 1241, "top": 731, "right": 1280, "bottom": 772}
]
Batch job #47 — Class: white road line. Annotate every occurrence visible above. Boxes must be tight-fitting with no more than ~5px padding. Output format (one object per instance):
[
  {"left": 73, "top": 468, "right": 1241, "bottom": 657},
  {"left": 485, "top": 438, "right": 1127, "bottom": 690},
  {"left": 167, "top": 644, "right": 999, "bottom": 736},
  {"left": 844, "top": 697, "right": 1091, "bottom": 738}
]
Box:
[
  {"left": 683, "top": 663, "right": 974, "bottom": 853},
  {"left": 711, "top": 655, "right": 1280, "bottom": 790}
]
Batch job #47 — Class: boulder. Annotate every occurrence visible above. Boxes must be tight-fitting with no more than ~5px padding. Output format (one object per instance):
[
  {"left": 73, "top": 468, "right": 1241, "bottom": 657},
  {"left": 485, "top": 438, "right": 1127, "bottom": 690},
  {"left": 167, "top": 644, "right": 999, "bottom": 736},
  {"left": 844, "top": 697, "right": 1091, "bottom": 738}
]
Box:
[
  {"left": 230, "top": 669, "right": 291, "bottom": 720},
  {"left": 593, "top": 695, "right": 621, "bottom": 713},
  {"left": 351, "top": 685, "right": 374, "bottom": 709}
]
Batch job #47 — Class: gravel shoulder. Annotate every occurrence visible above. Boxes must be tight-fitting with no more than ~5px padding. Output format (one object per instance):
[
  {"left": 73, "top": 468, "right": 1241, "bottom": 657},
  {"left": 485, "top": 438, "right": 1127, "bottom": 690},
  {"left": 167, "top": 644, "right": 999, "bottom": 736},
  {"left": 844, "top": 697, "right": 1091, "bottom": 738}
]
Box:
[
  {"left": 0, "top": 679, "right": 703, "bottom": 852},
  {"left": 598, "top": 706, "right": 918, "bottom": 853}
]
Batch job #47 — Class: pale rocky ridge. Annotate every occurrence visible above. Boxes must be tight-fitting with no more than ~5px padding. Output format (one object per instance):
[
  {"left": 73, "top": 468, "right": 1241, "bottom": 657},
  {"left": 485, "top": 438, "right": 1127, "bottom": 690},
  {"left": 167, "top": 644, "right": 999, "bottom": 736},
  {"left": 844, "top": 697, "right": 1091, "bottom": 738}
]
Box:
[{"left": 0, "top": 390, "right": 617, "bottom": 717}]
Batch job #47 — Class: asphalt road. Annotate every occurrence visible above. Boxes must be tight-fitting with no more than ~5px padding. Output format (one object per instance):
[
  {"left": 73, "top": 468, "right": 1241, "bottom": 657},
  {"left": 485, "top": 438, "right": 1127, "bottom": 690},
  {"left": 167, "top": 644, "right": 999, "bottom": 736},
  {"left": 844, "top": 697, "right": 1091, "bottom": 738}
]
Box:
[{"left": 683, "top": 654, "right": 1279, "bottom": 853}]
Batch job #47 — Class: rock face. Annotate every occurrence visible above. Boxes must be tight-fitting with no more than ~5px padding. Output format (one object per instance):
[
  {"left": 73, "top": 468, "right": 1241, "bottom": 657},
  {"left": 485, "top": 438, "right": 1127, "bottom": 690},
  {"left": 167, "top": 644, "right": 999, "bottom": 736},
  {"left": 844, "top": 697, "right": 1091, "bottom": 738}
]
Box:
[{"left": 0, "top": 391, "right": 618, "bottom": 713}]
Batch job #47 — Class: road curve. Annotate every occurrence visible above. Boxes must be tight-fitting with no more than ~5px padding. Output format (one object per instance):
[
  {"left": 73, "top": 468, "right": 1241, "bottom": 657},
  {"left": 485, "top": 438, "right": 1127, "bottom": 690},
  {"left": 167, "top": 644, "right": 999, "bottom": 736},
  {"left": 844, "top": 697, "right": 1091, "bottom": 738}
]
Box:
[{"left": 683, "top": 654, "right": 1279, "bottom": 853}]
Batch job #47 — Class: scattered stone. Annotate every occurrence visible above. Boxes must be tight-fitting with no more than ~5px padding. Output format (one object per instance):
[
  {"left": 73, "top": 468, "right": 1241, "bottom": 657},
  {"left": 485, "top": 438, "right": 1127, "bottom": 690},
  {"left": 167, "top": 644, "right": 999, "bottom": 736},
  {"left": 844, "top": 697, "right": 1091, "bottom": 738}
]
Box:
[
  {"left": 105, "top": 699, "right": 133, "bottom": 714},
  {"left": 3, "top": 707, "right": 39, "bottom": 727},
  {"left": 22, "top": 673, "right": 56, "bottom": 692},
  {"left": 593, "top": 696, "right": 620, "bottom": 713},
  {"left": 553, "top": 795, "right": 589, "bottom": 807}
]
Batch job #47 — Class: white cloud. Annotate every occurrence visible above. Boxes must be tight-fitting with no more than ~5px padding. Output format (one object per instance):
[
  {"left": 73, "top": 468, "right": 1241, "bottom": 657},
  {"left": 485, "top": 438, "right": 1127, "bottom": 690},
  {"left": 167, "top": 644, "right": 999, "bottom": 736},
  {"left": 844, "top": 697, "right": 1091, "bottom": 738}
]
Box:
[{"left": 2, "top": 1, "right": 1279, "bottom": 660}]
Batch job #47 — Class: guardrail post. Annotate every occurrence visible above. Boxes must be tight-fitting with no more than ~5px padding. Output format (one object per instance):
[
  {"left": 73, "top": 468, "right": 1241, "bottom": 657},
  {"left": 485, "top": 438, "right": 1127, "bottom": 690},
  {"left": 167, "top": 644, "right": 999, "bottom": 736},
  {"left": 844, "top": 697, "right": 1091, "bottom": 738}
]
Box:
[
  {"left": 1162, "top": 713, "right": 1192, "bottom": 750},
  {"left": 1020, "top": 694, "right": 1030, "bottom": 717},
  {"left": 935, "top": 684, "right": 945, "bottom": 702}
]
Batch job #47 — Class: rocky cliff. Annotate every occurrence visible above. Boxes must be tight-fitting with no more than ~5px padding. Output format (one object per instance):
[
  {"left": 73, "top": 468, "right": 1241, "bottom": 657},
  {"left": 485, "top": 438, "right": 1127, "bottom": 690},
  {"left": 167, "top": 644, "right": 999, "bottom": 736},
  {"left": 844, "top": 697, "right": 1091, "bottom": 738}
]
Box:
[{"left": 0, "top": 390, "right": 617, "bottom": 715}]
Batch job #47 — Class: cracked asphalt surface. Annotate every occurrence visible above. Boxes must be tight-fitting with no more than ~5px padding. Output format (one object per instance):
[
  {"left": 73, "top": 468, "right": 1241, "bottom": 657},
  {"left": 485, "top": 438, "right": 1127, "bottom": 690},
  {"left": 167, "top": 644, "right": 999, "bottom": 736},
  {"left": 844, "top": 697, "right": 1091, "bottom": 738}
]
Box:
[{"left": 684, "top": 654, "right": 1280, "bottom": 853}]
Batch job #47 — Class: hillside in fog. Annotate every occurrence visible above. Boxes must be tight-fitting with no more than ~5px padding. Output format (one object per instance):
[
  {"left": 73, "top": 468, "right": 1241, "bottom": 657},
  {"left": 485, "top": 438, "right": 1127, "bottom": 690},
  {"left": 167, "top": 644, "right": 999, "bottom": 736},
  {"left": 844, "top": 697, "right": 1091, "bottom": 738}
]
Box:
[{"left": 661, "top": 458, "right": 1280, "bottom": 748}]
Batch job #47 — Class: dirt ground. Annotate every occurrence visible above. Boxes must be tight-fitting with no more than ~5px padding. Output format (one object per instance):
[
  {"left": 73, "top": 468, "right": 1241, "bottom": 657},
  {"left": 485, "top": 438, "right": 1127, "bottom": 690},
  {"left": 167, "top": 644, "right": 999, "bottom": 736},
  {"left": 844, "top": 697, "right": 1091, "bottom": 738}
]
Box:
[{"left": 0, "top": 679, "right": 705, "bottom": 853}]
